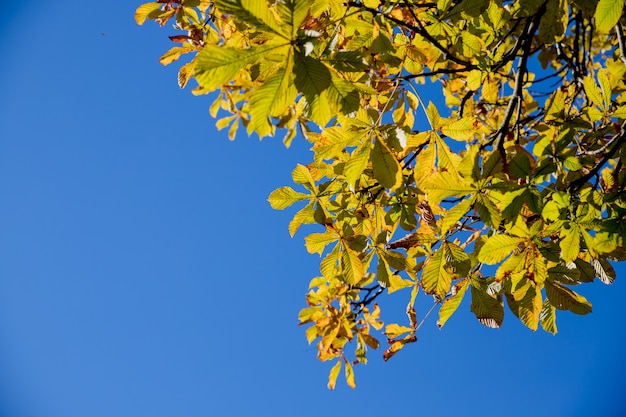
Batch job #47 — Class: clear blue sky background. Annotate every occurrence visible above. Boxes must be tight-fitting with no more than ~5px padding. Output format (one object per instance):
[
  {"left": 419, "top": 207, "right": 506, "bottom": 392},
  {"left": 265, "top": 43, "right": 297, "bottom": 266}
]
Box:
[{"left": 0, "top": 2, "right": 625, "bottom": 417}]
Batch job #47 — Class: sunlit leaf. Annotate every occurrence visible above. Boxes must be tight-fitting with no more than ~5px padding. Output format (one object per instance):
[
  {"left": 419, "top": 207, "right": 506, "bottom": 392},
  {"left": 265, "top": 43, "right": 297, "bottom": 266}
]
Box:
[
  {"left": 441, "top": 117, "right": 478, "bottom": 141},
  {"left": 344, "top": 359, "right": 357, "bottom": 389},
  {"left": 478, "top": 234, "right": 524, "bottom": 265},
  {"left": 421, "top": 246, "right": 453, "bottom": 298},
  {"left": 327, "top": 359, "right": 342, "bottom": 390},
  {"left": 545, "top": 281, "right": 592, "bottom": 315},
  {"left": 540, "top": 298, "right": 558, "bottom": 334},
  {"left": 437, "top": 278, "right": 470, "bottom": 328},
  {"left": 134, "top": 2, "right": 162, "bottom": 25},
  {"left": 305, "top": 232, "right": 339, "bottom": 255},
  {"left": 421, "top": 172, "right": 474, "bottom": 205},
  {"left": 371, "top": 138, "right": 402, "bottom": 189},
  {"left": 268, "top": 186, "right": 310, "bottom": 209},
  {"left": 594, "top": 0, "right": 625, "bottom": 33},
  {"left": 195, "top": 45, "right": 285, "bottom": 91},
  {"left": 470, "top": 282, "right": 503, "bottom": 328}
]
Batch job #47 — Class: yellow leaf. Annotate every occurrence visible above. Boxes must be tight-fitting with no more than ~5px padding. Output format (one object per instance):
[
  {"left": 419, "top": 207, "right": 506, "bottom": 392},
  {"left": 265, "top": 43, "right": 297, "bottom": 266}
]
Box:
[
  {"left": 371, "top": 137, "right": 402, "bottom": 189},
  {"left": 540, "top": 298, "right": 558, "bottom": 335},
  {"left": 159, "top": 46, "right": 197, "bottom": 66},
  {"left": 344, "top": 360, "right": 357, "bottom": 389},
  {"left": 594, "top": 0, "right": 625, "bottom": 33},
  {"left": 134, "top": 2, "right": 162, "bottom": 25},
  {"left": 384, "top": 323, "right": 413, "bottom": 338},
  {"left": 437, "top": 278, "right": 470, "bottom": 328},
  {"left": 327, "top": 360, "right": 342, "bottom": 390},
  {"left": 268, "top": 186, "right": 309, "bottom": 210},
  {"left": 305, "top": 232, "right": 338, "bottom": 255},
  {"left": 421, "top": 246, "right": 453, "bottom": 298},
  {"left": 341, "top": 246, "right": 365, "bottom": 284},
  {"left": 478, "top": 234, "right": 524, "bottom": 264}
]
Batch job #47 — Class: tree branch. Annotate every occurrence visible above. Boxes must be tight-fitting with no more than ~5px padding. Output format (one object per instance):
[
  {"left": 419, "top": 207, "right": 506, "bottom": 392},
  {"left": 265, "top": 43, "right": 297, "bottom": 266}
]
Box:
[
  {"left": 346, "top": 0, "right": 475, "bottom": 67},
  {"left": 568, "top": 120, "right": 626, "bottom": 192},
  {"left": 487, "top": 5, "right": 544, "bottom": 158}
]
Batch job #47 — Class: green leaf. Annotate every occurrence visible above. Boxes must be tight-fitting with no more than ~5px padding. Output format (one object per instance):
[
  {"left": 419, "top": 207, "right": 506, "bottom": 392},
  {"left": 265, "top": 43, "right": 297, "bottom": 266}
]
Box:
[
  {"left": 516, "top": 286, "right": 543, "bottom": 331},
  {"left": 474, "top": 193, "right": 501, "bottom": 228},
  {"left": 276, "top": 0, "right": 311, "bottom": 37},
  {"left": 540, "top": 298, "right": 558, "bottom": 335},
  {"left": 326, "top": 76, "right": 360, "bottom": 114},
  {"left": 447, "top": 243, "right": 471, "bottom": 277},
  {"left": 376, "top": 253, "right": 392, "bottom": 288},
  {"left": 459, "top": 0, "right": 490, "bottom": 18},
  {"left": 594, "top": 0, "right": 625, "bottom": 33},
  {"left": 592, "top": 258, "right": 616, "bottom": 284},
  {"left": 440, "top": 197, "right": 474, "bottom": 235},
  {"left": 538, "top": 0, "right": 568, "bottom": 43},
  {"left": 478, "top": 234, "right": 524, "bottom": 264},
  {"left": 289, "top": 201, "right": 316, "bottom": 237},
  {"left": 421, "top": 172, "right": 474, "bottom": 205},
  {"left": 320, "top": 244, "right": 341, "bottom": 279},
  {"left": 458, "top": 145, "right": 481, "bottom": 181},
  {"left": 470, "top": 281, "right": 504, "bottom": 328},
  {"left": 327, "top": 359, "right": 342, "bottom": 390},
  {"left": 435, "top": 136, "right": 462, "bottom": 173},
  {"left": 214, "top": 0, "right": 286, "bottom": 36},
  {"left": 441, "top": 117, "right": 477, "bottom": 141},
  {"left": 583, "top": 74, "right": 605, "bottom": 110},
  {"left": 528, "top": 248, "right": 548, "bottom": 285},
  {"left": 291, "top": 164, "right": 316, "bottom": 189},
  {"left": 545, "top": 281, "right": 592, "bottom": 315},
  {"left": 341, "top": 247, "right": 364, "bottom": 284},
  {"left": 437, "top": 278, "right": 470, "bottom": 328},
  {"left": 371, "top": 138, "right": 402, "bottom": 189},
  {"left": 294, "top": 54, "right": 332, "bottom": 125},
  {"left": 294, "top": 54, "right": 331, "bottom": 98},
  {"left": 344, "top": 144, "right": 372, "bottom": 187},
  {"left": 324, "top": 51, "right": 368, "bottom": 72},
  {"left": 268, "top": 186, "right": 309, "bottom": 209},
  {"left": 195, "top": 45, "right": 283, "bottom": 91},
  {"left": 250, "top": 61, "right": 296, "bottom": 120},
  {"left": 421, "top": 246, "right": 453, "bottom": 298},
  {"left": 559, "top": 223, "right": 581, "bottom": 263},
  {"left": 542, "top": 200, "right": 562, "bottom": 222}
]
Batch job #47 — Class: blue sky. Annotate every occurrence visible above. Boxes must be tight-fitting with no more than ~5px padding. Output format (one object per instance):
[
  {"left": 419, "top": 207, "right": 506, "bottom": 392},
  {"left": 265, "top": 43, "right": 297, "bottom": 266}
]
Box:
[{"left": 0, "top": 2, "right": 625, "bottom": 417}]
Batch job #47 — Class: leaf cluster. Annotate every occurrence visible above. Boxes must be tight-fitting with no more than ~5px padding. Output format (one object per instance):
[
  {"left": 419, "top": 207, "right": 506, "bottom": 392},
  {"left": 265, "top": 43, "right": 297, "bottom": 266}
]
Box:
[{"left": 137, "top": 0, "right": 626, "bottom": 388}]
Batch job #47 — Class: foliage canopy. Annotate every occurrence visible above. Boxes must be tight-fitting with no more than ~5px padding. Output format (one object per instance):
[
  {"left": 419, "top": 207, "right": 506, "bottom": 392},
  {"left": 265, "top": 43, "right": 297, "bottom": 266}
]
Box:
[{"left": 137, "top": 0, "right": 626, "bottom": 388}]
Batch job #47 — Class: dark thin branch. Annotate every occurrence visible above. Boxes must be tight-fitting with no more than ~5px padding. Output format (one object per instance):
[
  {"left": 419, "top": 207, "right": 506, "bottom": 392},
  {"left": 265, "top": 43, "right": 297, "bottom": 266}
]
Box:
[
  {"left": 568, "top": 120, "right": 626, "bottom": 192},
  {"left": 487, "top": 5, "right": 544, "bottom": 157},
  {"left": 492, "top": 19, "right": 528, "bottom": 72},
  {"left": 399, "top": 66, "right": 473, "bottom": 79},
  {"left": 489, "top": 17, "right": 522, "bottom": 59},
  {"left": 532, "top": 64, "right": 568, "bottom": 84},
  {"left": 351, "top": 284, "right": 384, "bottom": 313},
  {"left": 458, "top": 90, "right": 475, "bottom": 118},
  {"left": 402, "top": 141, "right": 427, "bottom": 169},
  {"left": 346, "top": 0, "right": 475, "bottom": 67}
]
